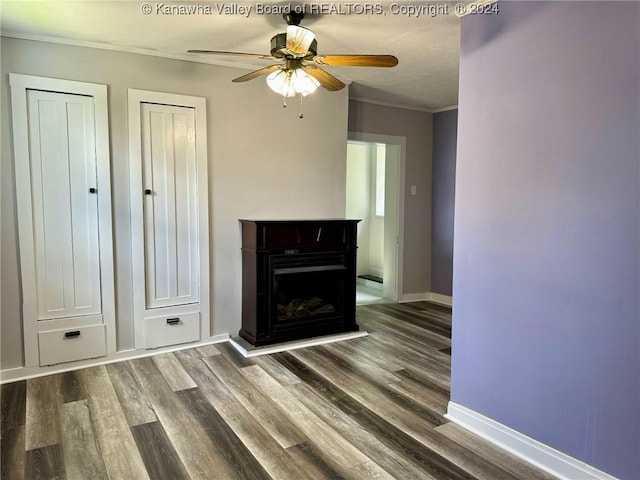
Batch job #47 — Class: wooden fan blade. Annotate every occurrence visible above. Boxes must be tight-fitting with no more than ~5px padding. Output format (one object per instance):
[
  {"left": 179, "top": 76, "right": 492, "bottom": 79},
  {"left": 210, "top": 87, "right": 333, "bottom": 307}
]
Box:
[
  {"left": 313, "top": 55, "right": 398, "bottom": 67},
  {"left": 304, "top": 66, "right": 345, "bottom": 91},
  {"left": 232, "top": 65, "right": 282, "bottom": 83},
  {"left": 188, "top": 50, "right": 274, "bottom": 60}
]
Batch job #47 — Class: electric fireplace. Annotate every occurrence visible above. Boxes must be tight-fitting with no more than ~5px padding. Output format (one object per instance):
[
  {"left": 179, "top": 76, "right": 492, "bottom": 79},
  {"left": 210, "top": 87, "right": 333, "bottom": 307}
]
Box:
[{"left": 239, "top": 219, "right": 360, "bottom": 346}]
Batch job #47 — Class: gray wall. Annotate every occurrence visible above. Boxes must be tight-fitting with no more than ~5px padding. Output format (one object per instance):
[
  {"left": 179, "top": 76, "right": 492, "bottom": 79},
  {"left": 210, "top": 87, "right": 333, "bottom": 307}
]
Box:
[
  {"left": 431, "top": 109, "right": 457, "bottom": 296},
  {"left": 348, "top": 100, "right": 433, "bottom": 295},
  {"left": 451, "top": 2, "right": 639, "bottom": 478},
  {"left": 1, "top": 38, "right": 349, "bottom": 369}
]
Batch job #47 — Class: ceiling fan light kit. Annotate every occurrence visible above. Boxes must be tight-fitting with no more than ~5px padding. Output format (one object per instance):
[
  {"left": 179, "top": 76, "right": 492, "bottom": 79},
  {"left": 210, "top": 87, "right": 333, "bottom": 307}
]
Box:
[
  {"left": 188, "top": 13, "right": 398, "bottom": 117},
  {"left": 266, "top": 67, "right": 320, "bottom": 97}
]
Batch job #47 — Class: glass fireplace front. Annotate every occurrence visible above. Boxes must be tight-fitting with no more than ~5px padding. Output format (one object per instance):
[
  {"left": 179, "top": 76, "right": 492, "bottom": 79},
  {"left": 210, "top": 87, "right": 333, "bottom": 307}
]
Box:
[{"left": 270, "top": 253, "right": 346, "bottom": 335}]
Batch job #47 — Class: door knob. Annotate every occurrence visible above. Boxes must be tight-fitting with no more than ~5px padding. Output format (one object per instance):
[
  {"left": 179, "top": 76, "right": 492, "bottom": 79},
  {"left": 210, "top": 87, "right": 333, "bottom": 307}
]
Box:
[{"left": 89, "top": 187, "right": 97, "bottom": 194}]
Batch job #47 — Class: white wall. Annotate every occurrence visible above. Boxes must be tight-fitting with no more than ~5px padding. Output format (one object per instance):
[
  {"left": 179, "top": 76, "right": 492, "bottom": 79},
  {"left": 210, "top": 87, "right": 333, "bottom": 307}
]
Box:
[
  {"left": 367, "top": 144, "right": 385, "bottom": 277},
  {"left": 345, "top": 143, "right": 371, "bottom": 276},
  {"left": 346, "top": 141, "right": 385, "bottom": 279},
  {"left": 0, "top": 38, "right": 349, "bottom": 369}
]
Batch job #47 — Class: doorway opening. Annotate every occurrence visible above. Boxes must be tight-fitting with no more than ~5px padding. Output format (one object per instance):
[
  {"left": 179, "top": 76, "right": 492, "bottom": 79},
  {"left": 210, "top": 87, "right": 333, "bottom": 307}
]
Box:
[{"left": 346, "top": 133, "right": 405, "bottom": 305}]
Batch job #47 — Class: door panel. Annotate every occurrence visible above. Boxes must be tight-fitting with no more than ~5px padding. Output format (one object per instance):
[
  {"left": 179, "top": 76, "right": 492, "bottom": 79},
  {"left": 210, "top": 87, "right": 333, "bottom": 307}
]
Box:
[
  {"left": 141, "top": 103, "right": 199, "bottom": 309},
  {"left": 27, "top": 90, "right": 102, "bottom": 321}
]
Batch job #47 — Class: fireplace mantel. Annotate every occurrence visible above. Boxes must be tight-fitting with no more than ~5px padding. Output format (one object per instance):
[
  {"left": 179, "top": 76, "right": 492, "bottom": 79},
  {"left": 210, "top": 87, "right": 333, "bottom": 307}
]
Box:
[{"left": 239, "top": 219, "right": 360, "bottom": 346}]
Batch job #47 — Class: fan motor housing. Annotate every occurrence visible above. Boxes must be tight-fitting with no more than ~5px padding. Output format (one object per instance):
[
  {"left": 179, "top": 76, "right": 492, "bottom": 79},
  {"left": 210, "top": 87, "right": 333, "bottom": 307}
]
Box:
[{"left": 270, "top": 33, "right": 317, "bottom": 58}]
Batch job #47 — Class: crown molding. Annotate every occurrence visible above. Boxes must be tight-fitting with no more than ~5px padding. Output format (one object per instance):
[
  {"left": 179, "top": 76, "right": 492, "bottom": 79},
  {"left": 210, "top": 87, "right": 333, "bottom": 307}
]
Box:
[
  {"left": 349, "top": 96, "right": 435, "bottom": 113},
  {"left": 432, "top": 105, "right": 459, "bottom": 113},
  {"left": 0, "top": 31, "right": 261, "bottom": 71}
]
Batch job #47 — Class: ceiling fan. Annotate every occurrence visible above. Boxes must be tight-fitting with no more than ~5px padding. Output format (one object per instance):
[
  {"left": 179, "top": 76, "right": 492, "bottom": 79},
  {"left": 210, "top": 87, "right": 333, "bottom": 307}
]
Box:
[{"left": 187, "top": 12, "right": 398, "bottom": 98}]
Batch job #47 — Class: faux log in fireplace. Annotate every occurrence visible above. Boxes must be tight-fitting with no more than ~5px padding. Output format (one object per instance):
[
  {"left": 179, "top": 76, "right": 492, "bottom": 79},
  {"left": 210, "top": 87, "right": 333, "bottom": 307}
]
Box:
[{"left": 240, "top": 219, "right": 360, "bottom": 346}]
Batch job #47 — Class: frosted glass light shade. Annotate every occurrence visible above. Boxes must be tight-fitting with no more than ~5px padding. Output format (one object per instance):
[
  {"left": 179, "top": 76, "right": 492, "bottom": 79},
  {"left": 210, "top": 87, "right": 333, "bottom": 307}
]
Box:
[
  {"left": 266, "top": 69, "right": 320, "bottom": 97},
  {"left": 286, "top": 25, "right": 315, "bottom": 55},
  {"left": 290, "top": 69, "right": 320, "bottom": 96},
  {"left": 266, "top": 69, "right": 296, "bottom": 97}
]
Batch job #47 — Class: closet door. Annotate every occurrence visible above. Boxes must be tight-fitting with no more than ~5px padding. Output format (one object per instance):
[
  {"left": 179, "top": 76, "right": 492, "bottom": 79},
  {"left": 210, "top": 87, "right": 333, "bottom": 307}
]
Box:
[
  {"left": 142, "top": 104, "right": 199, "bottom": 309},
  {"left": 27, "top": 90, "right": 102, "bottom": 321},
  {"left": 129, "top": 89, "right": 209, "bottom": 349},
  {"left": 10, "top": 74, "right": 116, "bottom": 367}
]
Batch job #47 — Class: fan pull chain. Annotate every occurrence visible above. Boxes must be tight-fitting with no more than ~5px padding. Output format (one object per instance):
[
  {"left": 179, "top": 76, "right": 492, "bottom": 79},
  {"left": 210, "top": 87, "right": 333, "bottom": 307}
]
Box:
[{"left": 279, "top": 95, "right": 306, "bottom": 118}]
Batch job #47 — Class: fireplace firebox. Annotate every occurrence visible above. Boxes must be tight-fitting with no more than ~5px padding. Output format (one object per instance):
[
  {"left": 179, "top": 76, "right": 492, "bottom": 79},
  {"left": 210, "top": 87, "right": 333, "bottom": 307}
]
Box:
[{"left": 239, "top": 219, "right": 360, "bottom": 346}]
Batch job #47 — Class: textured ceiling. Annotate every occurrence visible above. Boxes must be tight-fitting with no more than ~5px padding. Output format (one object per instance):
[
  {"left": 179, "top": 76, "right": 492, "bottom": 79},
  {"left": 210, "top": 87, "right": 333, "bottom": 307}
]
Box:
[{"left": 1, "top": 1, "right": 463, "bottom": 111}]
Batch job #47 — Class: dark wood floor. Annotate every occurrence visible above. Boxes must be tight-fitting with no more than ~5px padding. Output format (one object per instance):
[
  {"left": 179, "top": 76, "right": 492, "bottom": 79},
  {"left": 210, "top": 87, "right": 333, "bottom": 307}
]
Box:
[{"left": 1, "top": 302, "right": 556, "bottom": 480}]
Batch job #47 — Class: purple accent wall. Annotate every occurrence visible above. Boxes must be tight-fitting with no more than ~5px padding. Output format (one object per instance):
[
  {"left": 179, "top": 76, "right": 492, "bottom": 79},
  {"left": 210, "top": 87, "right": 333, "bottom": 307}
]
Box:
[
  {"left": 451, "top": 2, "right": 640, "bottom": 478},
  {"left": 431, "top": 109, "right": 458, "bottom": 296}
]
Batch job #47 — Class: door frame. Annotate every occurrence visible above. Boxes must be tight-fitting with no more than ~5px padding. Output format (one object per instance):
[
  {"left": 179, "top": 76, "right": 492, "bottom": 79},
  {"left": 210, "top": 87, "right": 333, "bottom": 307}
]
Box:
[
  {"left": 128, "top": 89, "right": 210, "bottom": 348},
  {"left": 348, "top": 132, "right": 406, "bottom": 301},
  {"left": 10, "top": 74, "right": 116, "bottom": 366}
]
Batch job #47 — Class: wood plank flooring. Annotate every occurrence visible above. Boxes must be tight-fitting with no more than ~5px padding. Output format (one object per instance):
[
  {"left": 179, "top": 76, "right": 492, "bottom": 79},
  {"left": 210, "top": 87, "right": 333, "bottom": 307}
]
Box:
[{"left": 1, "top": 302, "right": 557, "bottom": 480}]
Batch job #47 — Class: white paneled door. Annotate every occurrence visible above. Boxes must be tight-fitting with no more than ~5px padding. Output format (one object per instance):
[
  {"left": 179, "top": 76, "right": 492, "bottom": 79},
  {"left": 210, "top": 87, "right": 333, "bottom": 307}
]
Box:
[
  {"left": 129, "top": 89, "right": 209, "bottom": 349},
  {"left": 141, "top": 103, "right": 199, "bottom": 309},
  {"left": 27, "top": 90, "right": 102, "bottom": 321},
  {"left": 11, "top": 74, "right": 116, "bottom": 366}
]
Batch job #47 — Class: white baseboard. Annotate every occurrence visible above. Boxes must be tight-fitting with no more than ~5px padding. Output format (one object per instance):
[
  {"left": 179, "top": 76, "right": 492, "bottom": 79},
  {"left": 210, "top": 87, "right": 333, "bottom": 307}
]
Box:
[
  {"left": 0, "top": 334, "right": 230, "bottom": 384},
  {"left": 427, "top": 292, "right": 453, "bottom": 307},
  {"left": 229, "top": 331, "right": 369, "bottom": 358},
  {"left": 399, "top": 292, "right": 430, "bottom": 303},
  {"left": 398, "top": 291, "right": 453, "bottom": 307},
  {"left": 1, "top": 330, "right": 370, "bottom": 382},
  {"left": 445, "top": 402, "right": 618, "bottom": 480}
]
